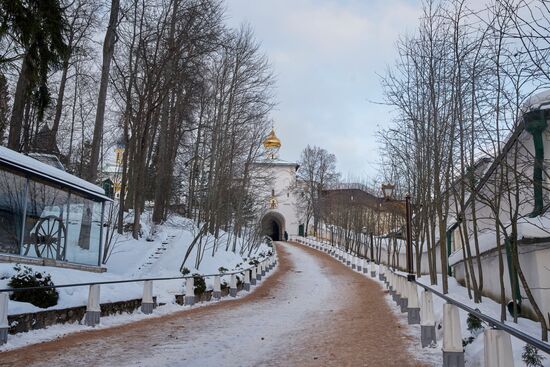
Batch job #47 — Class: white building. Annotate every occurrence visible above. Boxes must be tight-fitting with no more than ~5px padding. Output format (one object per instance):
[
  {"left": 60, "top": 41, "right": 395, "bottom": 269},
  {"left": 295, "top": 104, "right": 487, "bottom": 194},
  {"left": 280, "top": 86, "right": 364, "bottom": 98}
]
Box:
[{"left": 252, "top": 129, "right": 305, "bottom": 241}]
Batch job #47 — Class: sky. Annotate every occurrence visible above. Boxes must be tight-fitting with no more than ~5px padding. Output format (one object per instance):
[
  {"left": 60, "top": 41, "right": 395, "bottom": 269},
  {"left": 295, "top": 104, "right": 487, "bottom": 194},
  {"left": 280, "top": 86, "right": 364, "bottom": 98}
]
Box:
[{"left": 225, "top": 0, "right": 422, "bottom": 180}]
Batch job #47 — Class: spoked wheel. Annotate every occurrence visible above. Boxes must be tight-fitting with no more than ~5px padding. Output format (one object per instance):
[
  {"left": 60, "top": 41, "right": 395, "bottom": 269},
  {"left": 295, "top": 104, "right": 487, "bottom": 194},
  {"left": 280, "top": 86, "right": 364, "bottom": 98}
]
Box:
[{"left": 34, "top": 215, "right": 66, "bottom": 261}]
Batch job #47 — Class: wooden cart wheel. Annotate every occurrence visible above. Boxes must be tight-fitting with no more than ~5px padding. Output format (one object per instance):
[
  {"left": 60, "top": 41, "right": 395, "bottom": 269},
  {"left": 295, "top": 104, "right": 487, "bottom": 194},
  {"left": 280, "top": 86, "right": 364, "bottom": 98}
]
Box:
[{"left": 34, "top": 215, "right": 66, "bottom": 260}]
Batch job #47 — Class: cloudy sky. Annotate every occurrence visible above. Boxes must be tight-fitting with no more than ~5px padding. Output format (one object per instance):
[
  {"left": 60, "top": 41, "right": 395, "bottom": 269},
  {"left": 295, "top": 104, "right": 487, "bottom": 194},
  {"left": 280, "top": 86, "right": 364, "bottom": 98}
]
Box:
[{"left": 225, "top": 0, "right": 422, "bottom": 179}]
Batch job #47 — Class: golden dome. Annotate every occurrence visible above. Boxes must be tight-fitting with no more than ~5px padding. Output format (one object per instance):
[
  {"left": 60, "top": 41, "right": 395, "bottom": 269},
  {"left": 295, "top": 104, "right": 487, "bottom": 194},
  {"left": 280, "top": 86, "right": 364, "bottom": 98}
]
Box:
[{"left": 263, "top": 128, "right": 281, "bottom": 149}]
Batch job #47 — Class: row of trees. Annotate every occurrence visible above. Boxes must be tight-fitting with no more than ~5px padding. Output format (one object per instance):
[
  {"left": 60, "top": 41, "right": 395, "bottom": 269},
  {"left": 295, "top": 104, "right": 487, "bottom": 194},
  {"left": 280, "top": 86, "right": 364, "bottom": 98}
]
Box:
[
  {"left": 378, "top": 0, "right": 550, "bottom": 338},
  {"left": 0, "top": 1, "right": 275, "bottom": 257}
]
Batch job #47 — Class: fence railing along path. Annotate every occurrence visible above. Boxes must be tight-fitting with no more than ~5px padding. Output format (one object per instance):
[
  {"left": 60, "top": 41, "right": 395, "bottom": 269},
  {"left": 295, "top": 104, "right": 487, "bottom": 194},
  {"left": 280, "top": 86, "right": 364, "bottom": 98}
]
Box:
[
  {"left": 0, "top": 252, "right": 278, "bottom": 346},
  {"left": 291, "top": 235, "right": 550, "bottom": 367}
]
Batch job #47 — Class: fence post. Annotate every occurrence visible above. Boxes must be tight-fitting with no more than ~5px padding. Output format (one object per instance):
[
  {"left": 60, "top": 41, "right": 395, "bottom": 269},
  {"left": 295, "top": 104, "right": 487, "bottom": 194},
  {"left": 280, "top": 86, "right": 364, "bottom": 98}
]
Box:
[
  {"left": 230, "top": 274, "right": 237, "bottom": 297},
  {"left": 407, "top": 282, "right": 420, "bottom": 324},
  {"left": 375, "top": 263, "right": 380, "bottom": 279},
  {"left": 250, "top": 267, "right": 257, "bottom": 285},
  {"left": 261, "top": 262, "right": 266, "bottom": 276},
  {"left": 256, "top": 265, "right": 262, "bottom": 281},
  {"left": 357, "top": 257, "right": 363, "bottom": 272},
  {"left": 244, "top": 270, "right": 251, "bottom": 291},
  {"left": 0, "top": 293, "right": 9, "bottom": 345},
  {"left": 85, "top": 284, "right": 101, "bottom": 326},
  {"left": 391, "top": 272, "right": 396, "bottom": 293},
  {"left": 395, "top": 275, "right": 402, "bottom": 304},
  {"left": 483, "top": 328, "right": 514, "bottom": 367},
  {"left": 420, "top": 290, "right": 436, "bottom": 347},
  {"left": 442, "top": 303, "right": 465, "bottom": 367},
  {"left": 352, "top": 255, "right": 357, "bottom": 270},
  {"left": 399, "top": 277, "right": 409, "bottom": 313},
  {"left": 141, "top": 280, "right": 154, "bottom": 314},
  {"left": 346, "top": 252, "right": 351, "bottom": 267},
  {"left": 213, "top": 275, "right": 222, "bottom": 299},
  {"left": 363, "top": 259, "right": 368, "bottom": 274},
  {"left": 184, "top": 277, "right": 195, "bottom": 306}
]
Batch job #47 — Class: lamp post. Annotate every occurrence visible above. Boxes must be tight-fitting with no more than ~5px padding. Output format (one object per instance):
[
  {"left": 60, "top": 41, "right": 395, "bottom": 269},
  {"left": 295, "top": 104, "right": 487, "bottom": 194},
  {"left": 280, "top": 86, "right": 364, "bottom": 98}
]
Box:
[
  {"left": 405, "top": 193, "right": 414, "bottom": 280},
  {"left": 381, "top": 183, "right": 414, "bottom": 279}
]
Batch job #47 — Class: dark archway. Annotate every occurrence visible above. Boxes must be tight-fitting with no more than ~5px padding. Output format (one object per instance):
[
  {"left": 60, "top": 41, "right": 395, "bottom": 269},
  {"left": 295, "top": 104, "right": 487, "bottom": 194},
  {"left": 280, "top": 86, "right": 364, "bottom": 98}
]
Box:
[{"left": 260, "top": 211, "right": 285, "bottom": 242}]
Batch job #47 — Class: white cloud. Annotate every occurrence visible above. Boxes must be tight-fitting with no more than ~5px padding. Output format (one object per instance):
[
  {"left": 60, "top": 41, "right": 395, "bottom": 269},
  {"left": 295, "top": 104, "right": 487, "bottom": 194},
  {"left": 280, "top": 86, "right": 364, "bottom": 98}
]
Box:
[{"left": 226, "top": 0, "right": 422, "bottom": 178}]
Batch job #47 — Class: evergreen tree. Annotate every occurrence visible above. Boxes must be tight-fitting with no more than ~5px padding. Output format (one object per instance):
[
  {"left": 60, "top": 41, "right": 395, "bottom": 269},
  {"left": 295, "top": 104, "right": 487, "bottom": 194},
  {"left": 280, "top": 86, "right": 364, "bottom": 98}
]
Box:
[{"left": 0, "top": 0, "right": 68, "bottom": 150}]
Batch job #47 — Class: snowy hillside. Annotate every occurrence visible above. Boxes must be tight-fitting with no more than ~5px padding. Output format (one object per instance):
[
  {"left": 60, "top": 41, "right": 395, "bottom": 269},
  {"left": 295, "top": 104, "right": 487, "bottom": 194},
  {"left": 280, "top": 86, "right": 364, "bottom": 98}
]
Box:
[{"left": 0, "top": 213, "right": 271, "bottom": 315}]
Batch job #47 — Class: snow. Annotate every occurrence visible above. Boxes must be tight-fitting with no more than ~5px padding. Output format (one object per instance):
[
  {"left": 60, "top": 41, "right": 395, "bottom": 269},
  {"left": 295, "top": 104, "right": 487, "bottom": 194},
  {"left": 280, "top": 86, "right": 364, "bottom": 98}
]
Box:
[
  {"left": 302, "top": 236, "right": 550, "bottom": 366},
  {"left": 0, "top": 146, "right": 107, "bottom": 198},
  {"left": 0, "top": 213, "right": 271, "bottom": 316}
]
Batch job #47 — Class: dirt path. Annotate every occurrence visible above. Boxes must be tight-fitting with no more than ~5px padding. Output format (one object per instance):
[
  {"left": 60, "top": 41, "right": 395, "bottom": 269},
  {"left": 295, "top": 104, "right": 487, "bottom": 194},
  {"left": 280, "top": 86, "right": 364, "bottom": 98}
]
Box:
[{"left": 0, "top": 242, "right": 425, "bottom": 367}]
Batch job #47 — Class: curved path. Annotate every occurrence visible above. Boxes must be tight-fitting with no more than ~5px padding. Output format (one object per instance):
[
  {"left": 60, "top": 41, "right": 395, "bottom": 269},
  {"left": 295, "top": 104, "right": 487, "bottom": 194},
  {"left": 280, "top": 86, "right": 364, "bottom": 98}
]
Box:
[{"left": 0, "top": 242, "right": 425, "bottom": 367}]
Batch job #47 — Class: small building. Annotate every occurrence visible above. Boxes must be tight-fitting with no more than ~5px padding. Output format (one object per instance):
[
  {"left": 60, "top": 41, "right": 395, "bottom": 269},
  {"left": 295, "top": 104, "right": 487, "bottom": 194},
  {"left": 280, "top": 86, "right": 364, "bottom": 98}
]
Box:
[{"left": 0, "top": 146, "right": 111, "bottom": 272}]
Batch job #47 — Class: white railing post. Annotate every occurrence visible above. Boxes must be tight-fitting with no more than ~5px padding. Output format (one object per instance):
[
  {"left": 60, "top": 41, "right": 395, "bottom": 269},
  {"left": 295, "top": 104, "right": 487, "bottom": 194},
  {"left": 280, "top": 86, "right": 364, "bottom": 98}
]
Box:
[
  {"left": 213, "top": 275, "right": 222, "bottom": 299},
  {"left": 484, "top": 328, "right": 514, "bottom": 367},
  {"left": 442, "top": 303, "right": 465, "bottom": 366},
  {"left": 184, "top": 277, "right": 195, "bottom": 306},
  {"left": 141, "top": 280, "right": 154, "bottom": 314},
  {"left": 0, "top": 293, "right": 9, "bottom": 344},
  {"left": 378, "top": 264, "right": 384, "bottom": 280},
  {"left": 420, "top": 290, "right": 436, "bottom": 347},
  {"left": 357, "top": 257, "right": 363, "bottom": 272},
  {"left": 362, "top": 258, "right": 368, "bottom": 274},
  {"left": 261, "top": 262, "right": 266, "bottom": 276},
  {"left": 85, "top": 284, "right": 101, "bottom": 326},
  {"left": 407, "top": 282, "right": 420, "bottom": 324},
  {"left": 229, "top": 274, "right": 237, "bottom": 297},
  {"left": 374, "top": 263, "right": 379, "bottom": 279},
  {"left": 251, "top": 267, "right": 257, "bottom": 285},
  {"left": 395, "top": 275, "right": 402, "bottom": 305},
  {"left": 352, "top": 255, "right": 357, "bottom": 270},
  {"left": 346, "top": 252, "right": 351, "bottom": 267},
  {"left": 244, "top": 270, "right": 251, "bottom": 291},
  {"left": 256, "top": 264, "right": 262, "bottom": 281},
  {"left": 399, "top": 277, "right": 409, "bottom": 313}
]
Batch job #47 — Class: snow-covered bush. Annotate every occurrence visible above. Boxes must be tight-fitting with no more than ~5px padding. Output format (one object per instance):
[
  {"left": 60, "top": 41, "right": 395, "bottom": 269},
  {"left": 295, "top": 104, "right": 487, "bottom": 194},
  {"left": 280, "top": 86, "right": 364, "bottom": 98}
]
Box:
[
  {"left": 522, "top": 344, "right": 545, "bottom": 367},
  {"left": 181, "top": 267, "right": 190, "bottom": 275},
  {"left": 466, "top": 313, "right": 484, "bottom": 336},
  {"left": 8, "top": 265, "right": 59, "bottom": 308},
  {"left": 192, "top": 274, "right": 206, "bottom": 296}
]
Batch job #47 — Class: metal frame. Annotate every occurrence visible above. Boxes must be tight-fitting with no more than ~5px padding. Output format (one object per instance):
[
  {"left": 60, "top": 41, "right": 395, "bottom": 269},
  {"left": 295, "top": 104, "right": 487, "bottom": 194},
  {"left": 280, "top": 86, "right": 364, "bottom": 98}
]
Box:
[
  {"left": 413, "top": 278, "right": 550, "bottom": 354},
  {"left": 0, "top": 256, "right": 274, "bottom": 294}
]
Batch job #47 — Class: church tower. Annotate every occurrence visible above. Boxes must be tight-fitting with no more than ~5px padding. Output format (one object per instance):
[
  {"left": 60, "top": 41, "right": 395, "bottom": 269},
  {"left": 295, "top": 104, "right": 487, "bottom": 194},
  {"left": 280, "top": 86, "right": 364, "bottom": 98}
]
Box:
[{"left": 253, "top": 127, "right": 304, "bottom": 241}]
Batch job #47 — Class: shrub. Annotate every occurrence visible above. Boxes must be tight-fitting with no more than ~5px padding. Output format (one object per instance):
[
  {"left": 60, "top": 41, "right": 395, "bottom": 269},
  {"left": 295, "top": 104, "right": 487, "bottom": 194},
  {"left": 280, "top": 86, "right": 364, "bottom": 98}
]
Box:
[
  {"left": 218, "top": 266, "right": 228, "bottom": 273},
  {"left": 522, "top": 344, "right": 545, "bottom": 367},
  {"left": 8, "top": 265, "right": 58, "bottom": 308},
  {"left": 466, "top": 312, "right": 484, "bottom": 336},
  {"left": 192, "top": 274, "right": 206, "bottom": 296},
  {"left": 181, "top": 267, "right": 190, "bottom": 276}
]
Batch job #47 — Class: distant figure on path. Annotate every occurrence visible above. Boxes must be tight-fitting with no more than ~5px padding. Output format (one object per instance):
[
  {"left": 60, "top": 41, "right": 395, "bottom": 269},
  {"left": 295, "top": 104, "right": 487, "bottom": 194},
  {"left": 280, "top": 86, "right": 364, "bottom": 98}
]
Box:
[{"left": 284, "top": 231, "right": 289, "bottom": 241}]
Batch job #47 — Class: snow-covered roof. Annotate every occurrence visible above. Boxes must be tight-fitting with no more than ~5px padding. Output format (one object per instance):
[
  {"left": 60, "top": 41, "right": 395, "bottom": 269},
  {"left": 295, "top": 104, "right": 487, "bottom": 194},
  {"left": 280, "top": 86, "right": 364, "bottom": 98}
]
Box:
[
  {"left": 0, "top": 146, "right": 109, "bottom": 200},
  {"left": 522, "top": 89, "right": 550, "bottom": 111},
  {"left": 253, "top": 157, "right": 299, "bottom": 169}
]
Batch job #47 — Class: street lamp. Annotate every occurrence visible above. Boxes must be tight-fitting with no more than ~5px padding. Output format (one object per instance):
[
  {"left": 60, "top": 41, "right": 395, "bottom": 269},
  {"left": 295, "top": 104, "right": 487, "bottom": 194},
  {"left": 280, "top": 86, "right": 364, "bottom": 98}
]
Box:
[
  {"left": 381, "top": 183, "right": 414, "bottom": 279},
  {"left": 361, "top": 226, "right": 367, "bottom": 258},
  {"left": 381, "top": 183, "right": 395, "bottom": 200},
  {"left": 405, "top": 193, "right": 414, "bottom": 279}
]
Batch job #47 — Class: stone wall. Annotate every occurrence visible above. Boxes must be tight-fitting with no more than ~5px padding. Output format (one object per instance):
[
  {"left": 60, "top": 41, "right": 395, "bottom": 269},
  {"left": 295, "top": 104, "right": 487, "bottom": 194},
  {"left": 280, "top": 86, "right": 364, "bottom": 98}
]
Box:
[{"left": 8, "top": 296, "right": 157, "bottom": 334}]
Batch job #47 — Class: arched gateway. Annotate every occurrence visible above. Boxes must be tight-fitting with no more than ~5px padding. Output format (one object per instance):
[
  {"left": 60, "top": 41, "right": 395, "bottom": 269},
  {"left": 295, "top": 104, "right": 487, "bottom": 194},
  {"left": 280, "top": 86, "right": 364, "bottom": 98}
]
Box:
[
  {"left": 252, "top": 127, "right": 308, "bottom": 240},
  {"left": 261, "top": 211, "right": 286, "bottom": 241}
]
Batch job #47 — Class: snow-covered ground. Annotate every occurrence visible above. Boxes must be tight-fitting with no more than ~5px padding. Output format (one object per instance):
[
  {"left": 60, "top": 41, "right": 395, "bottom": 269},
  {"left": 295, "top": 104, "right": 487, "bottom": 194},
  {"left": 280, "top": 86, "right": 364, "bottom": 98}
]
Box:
[
  {"left": 300, "top": 236, "right": 550, "bottom": 367},
  {"left": 0, "top": 213, "right": 271, "bottom": 316}
]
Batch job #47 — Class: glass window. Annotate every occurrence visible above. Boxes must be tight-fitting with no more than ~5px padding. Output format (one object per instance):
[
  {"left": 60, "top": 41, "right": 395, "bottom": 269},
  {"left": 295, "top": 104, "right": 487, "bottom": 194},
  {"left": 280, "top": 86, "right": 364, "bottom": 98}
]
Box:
[
  {"left": 0, "top": 167, "right": 27, "bottom": 254},
  {"left": 22, "top": 180, "right": 69, "bottom": 260},
  {"left": 65, "top": 192, "right": 102, "bottom": 265}
]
